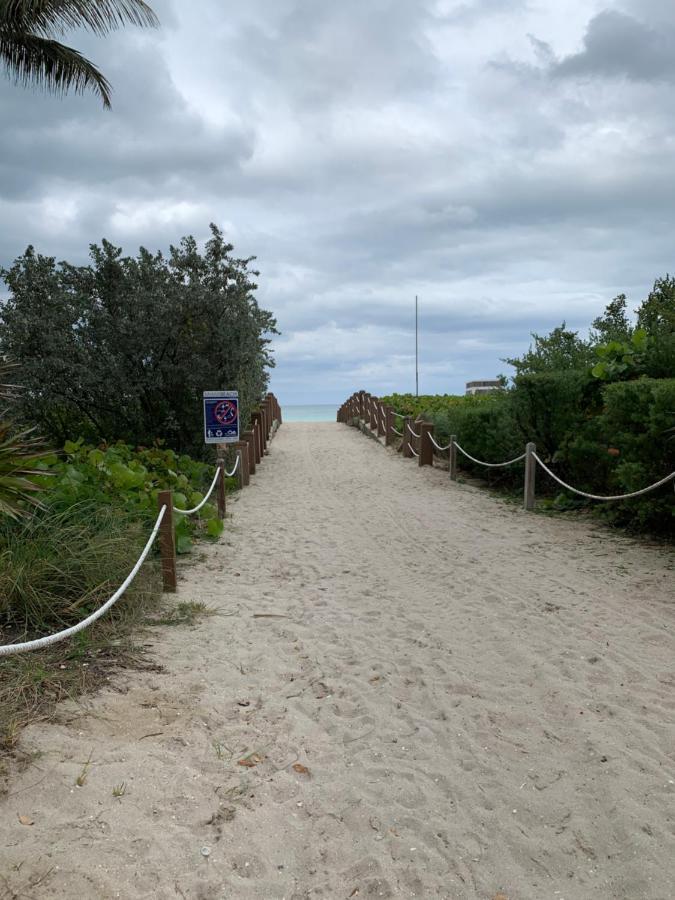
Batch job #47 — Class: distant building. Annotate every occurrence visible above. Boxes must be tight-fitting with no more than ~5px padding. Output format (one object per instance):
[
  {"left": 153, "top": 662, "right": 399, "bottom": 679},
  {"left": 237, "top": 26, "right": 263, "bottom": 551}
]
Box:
[{"left": 465, "top": 380, "right": 501, "bottom": 396}]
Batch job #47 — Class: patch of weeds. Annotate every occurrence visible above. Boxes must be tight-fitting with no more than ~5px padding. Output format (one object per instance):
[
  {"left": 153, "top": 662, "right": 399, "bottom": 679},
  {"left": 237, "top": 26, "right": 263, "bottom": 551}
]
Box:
[
  {"left": 145, "top": 601, "right": 217, "bottom": 628},
  {"left": 112, "top": 782, "right": 126, "bottom": 798},
  {"left": 213, "top": 740, "right": 233, "bottom": 761},
  {"left": 75, "top": 750, "right": 93, "bottom": 787},
  {"left": 0, "top": 555, "right": 161, "bottom": 763}
]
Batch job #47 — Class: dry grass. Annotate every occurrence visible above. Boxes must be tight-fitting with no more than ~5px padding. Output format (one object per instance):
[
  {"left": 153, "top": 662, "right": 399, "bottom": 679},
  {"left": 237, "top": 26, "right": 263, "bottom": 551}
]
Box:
[{"left": 0, "top": 558, "right": 162, "bottom": 788}]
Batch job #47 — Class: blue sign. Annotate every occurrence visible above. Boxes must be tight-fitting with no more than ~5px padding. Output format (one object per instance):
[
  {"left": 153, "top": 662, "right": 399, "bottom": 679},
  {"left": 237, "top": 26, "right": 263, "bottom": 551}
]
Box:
[{"left": 203, "top": 391, "right": 239, "bottom": 444}]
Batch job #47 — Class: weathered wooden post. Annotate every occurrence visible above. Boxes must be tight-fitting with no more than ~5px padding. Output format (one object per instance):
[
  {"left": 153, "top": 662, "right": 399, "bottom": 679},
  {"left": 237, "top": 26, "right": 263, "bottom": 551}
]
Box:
[
  {"left": 377, "top": 401, "right": 386, "bottom": 438},
  {"left": 239, "top": 441, "right": 251, "bottom": 486},
  {"left": 384, "top": 406, "right": 394, "bottom": 446},
  {"left": 242, "top": 429, "right": 256, "bottom": 475},
  {"left": 419, "top": 421, "right": 434, "bottom": 467},
  {"left": 216, "top": 458, "right": 226, "bottom": 519},
  {"left": 524, "top": 442, "right": 536, "bottom": 510},
  {"left": 370, "top": 396, "right": 378, "bottom": 431},
  {"left": 259, "top": 408, "right": 268, "bottom": 455},
  {"left": 157, "top": 490, "right": 176, "bottom": 593},
  {"left": 449, "top": 435, "right": 458, "bottom": 480},
  {"left": 251, "top": 415, "right": 262, "bottom": 464},
  {"left": 402, "top": 416, "right": 413, "bottom": 458},
  {"left": 234, "top": 445, "right": 245, "bottom": 489}
]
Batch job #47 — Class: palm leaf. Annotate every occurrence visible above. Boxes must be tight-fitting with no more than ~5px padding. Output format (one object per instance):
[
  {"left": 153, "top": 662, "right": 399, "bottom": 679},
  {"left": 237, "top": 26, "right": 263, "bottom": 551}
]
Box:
[
  {"left": 0, "top": 29, "right": 112, "bottom": 105},
  {"left": 0, "top": 0, "right": 158, "bottom": 106},
  {"left": 0, "top": 1, "right": 158, "bottom": 35}
]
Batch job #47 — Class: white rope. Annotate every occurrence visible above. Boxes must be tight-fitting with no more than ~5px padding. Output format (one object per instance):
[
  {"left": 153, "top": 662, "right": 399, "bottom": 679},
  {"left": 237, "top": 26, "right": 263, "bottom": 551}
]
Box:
[
  {"left": 455, "top": 442, "right": 526, "bottom": 468},
  {"left": 408, "top": 444, "right": 420, "bottom": 458},
  {"left": 392, "top": 427, "right": 403, "bottom": 437},
  {"left": 380, "top": 415, "right": 387, "bottom": 429},
  {"left": 225, "top": 456, "right": 240, "bottom": 478},
  {"left": 173, "top": 465, "right": 221, "bottom": 515},
  {"left": 0, "top": 507, "right": 167, "bottom": 658},
  {"left": 532, "top": 453, "right": 675, "bottom": 501},
  {"left": 406, "top": 422, "right": 421, "bottom": 439},
  {"left": 429, "top": 433, "right": 451, "bottom": 452},
  {"left": 393, "top": 411, "right": 405, "bottom": 419},
  {"left": 173, "top": 456, "right": 240, "bottom": 515}
]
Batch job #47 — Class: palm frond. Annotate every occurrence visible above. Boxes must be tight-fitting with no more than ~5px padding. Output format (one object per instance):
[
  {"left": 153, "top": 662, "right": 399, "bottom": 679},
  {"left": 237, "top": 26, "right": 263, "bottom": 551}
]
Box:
[
  {"left": 0, "top": 30, "right": 112, "bottom": 106},
  {"left": 0, "top": 1, "right": 159, "bottom": 36}
]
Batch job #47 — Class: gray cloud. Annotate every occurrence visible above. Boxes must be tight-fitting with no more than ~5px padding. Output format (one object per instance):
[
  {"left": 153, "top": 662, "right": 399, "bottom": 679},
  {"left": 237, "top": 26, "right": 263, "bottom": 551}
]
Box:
[
  {"left": 1, "top": 1, "right": 674, "bottom": 403},
  {"left": 554, "top": 10, "right": 675, "bottom": 82}
]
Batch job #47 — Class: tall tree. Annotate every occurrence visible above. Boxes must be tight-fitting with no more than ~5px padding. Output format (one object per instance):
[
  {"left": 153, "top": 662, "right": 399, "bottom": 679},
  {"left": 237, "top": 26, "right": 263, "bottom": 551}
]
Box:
[{"left": 0, "top": 0, "right": 158, "bottom": 108}]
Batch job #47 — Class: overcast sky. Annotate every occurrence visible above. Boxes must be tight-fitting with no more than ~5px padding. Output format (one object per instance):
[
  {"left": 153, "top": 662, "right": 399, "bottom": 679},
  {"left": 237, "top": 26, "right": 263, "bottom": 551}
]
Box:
[{"left": 2, "top": 0, "right": 674, "bottom": 403}]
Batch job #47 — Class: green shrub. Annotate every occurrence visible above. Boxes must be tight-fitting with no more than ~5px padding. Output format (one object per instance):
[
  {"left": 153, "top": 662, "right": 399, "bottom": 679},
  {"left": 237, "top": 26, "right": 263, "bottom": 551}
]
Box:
[{"left": 32, "top": 440, "right": 232, "bottom": 552}]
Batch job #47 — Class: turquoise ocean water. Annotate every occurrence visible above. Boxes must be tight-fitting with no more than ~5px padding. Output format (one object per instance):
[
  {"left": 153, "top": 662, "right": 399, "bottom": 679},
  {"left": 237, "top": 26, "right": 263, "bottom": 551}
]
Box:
[{"left": 282, "top": 404, "right": 338, "bottom": 422}]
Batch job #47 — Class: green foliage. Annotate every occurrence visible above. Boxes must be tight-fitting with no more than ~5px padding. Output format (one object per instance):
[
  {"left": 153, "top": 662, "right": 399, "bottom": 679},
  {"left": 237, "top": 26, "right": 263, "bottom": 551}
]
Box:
[
  {"left": 379, "top": 393, "right": 469, "bottom": 421},
  {"left": 0, "top": 0, "right": 158, "bottom": 109},
  {"left": 33, "top": 439, "right": 233, "bottom": 553},
  {"left": 383, "top": 377, "right": 673, "bottom": 534},
  {"left": 591, "top": 330, "right": 648, "bottom": 381},
  {"left": 591, "top": 294, "right": 633, "bottom": 343},
  {"left": 0, "top": 225, "right": 278, "bottom": 458},
  {"left": 637, "top": 274, "right": 675, "bottom": 335},
  {"left": 0, "top": 360, "right": 52, "bottom": 519},
  {"left": 503, "top": 323, "right": 595, "bottom": 376}
]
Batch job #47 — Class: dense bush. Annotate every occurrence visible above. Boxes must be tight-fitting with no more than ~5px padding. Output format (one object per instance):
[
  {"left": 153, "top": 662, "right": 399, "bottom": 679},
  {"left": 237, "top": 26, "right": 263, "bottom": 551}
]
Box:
[
  {"left": 0, "top": 225, "right": 277, "bottom": 458},
  {"left": 33, "top": 440, "right": 234, "bottom": 553},
  {"left": 382, "top": 379, "right": 673, "bottom": 535}
]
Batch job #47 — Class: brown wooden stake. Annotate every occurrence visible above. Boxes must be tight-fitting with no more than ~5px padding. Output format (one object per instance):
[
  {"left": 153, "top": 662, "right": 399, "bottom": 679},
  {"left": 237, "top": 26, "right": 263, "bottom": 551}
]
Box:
[
  {"left": 242, "top": 430, "right": 256, "bottom": 474},
  {"left": 157, "top": 490, "right": 176, "bottom": 593},
  {"left": 239, "top": 441, "right": 251, "bottom": 485},
  {"left": 419, "top": 421, "right": 434, "bottom": 467},
  {"left": 524, "top": 442, "right": 536, "bottom": 510},
  {"left": 235, "top": 445, "right": 245, "bottom": 489},
  {"left": 449, "top": 435, "right": 458, "bottom": 480},
  {"left": 377, "top": 402, "right": 385, "bottom": 438},
  {"left": 216, "top": 459, "right": 226, "bottom": 519},
  {"left": 402, "top": 417, "right": 413, "bottom": 457},
  {"left": 384, "top": 406, "right": 394, "bottom": 446}
]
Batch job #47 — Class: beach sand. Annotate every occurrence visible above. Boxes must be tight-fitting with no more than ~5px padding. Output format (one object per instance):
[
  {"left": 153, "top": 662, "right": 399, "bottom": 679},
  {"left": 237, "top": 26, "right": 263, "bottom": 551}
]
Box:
[{"left": 1, "top": 422, "right": 674, "bottom": 899}]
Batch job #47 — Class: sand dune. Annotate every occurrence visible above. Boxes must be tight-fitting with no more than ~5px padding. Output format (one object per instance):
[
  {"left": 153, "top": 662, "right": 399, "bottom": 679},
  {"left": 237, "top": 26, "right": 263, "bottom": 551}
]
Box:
[{"left": 2, "top": 422, "right": 674, "bottom": 899}]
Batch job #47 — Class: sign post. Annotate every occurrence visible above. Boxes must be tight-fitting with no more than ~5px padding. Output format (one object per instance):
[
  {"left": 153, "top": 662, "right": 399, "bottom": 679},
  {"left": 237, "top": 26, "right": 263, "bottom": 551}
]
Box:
[{"left": 203, "top": 391, "right": 239, "bottom": 445}]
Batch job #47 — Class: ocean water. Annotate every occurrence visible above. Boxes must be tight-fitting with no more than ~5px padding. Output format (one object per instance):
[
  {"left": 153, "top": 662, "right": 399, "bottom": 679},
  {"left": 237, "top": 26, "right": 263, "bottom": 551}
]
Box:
[{"left": 282, "top": 404, "right": 338, "bottom": 423}]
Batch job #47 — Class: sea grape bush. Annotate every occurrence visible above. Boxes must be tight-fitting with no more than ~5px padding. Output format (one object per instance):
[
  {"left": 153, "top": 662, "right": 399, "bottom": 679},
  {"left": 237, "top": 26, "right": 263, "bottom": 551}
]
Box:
[{"left": 33, "top": 441, "right": 235, "bottom": 553}]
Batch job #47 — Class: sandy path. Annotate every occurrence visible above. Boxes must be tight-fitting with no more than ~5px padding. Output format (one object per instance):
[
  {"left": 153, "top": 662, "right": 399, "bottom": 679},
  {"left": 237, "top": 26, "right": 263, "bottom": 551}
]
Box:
[{"left": 1, "top": 422, "right": 674, "bottom": 900}]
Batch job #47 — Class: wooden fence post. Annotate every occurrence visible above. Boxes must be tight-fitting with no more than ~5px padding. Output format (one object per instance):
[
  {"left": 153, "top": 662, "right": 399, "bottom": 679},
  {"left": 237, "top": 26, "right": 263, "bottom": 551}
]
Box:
[
  {"left": 157, "top": 490, "right": 176, "bottom": 593},
  {"left": 449, "top": 435, "right": 458, "bottom": 481},
  {"left": 239, "top": 441, "right": 251, "bottom": 486},
  {"left": 524, "top": 442, "right": 536, "bottom": 510},
  {"left": 402, "top": 417, "right": 413, "bottom": 457},
  {"left": 259, "top": 409, "right": 268, "bottom": 455},
  {"left": 235, "top": 445, "right": 245, "bottom": 488},
  {"left": 216, "top": 458, "right": 226, "bottom": 519},
  {"left": 377, "top": 401, "right": 386, "bottom": 438},
  {"left": 419, "top": 421, "right": 434, "bottom": 467},
  {"left": 251, "top": 416, "right": 262, "bottom": 464},
  {"left": 242, "top": 430, "right": 256, "bottom": 475},
  {"left": 384, "top": 406, "right": 394, "bottom": 446}
]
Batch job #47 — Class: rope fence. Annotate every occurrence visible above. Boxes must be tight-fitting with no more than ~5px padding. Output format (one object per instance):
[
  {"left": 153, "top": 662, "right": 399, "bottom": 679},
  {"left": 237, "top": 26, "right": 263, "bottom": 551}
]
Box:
[
  {"left": 337, "top": 389, "right": 674, "bottom": 512},
  {"left": 0, "top": 393, "right": 283, "bottom": 658}
]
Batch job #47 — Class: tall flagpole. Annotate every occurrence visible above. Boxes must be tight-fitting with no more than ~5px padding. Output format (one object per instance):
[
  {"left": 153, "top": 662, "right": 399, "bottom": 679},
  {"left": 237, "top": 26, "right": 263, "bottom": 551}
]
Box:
[{"left": 415, "top": 295, "right": 419, "bottom": 398}]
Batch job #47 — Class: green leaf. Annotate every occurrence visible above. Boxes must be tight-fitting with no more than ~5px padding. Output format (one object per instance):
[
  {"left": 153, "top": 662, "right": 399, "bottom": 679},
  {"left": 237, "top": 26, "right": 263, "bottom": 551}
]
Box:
[
  {"left": 206, "top": 517, "right": 224, "bottom": 538},
  {"left": 173, "top": 491, "right": 188, "bottom": 510},
  {"left": 176, "top": 533, "right": 192, "bottom": 554}
]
